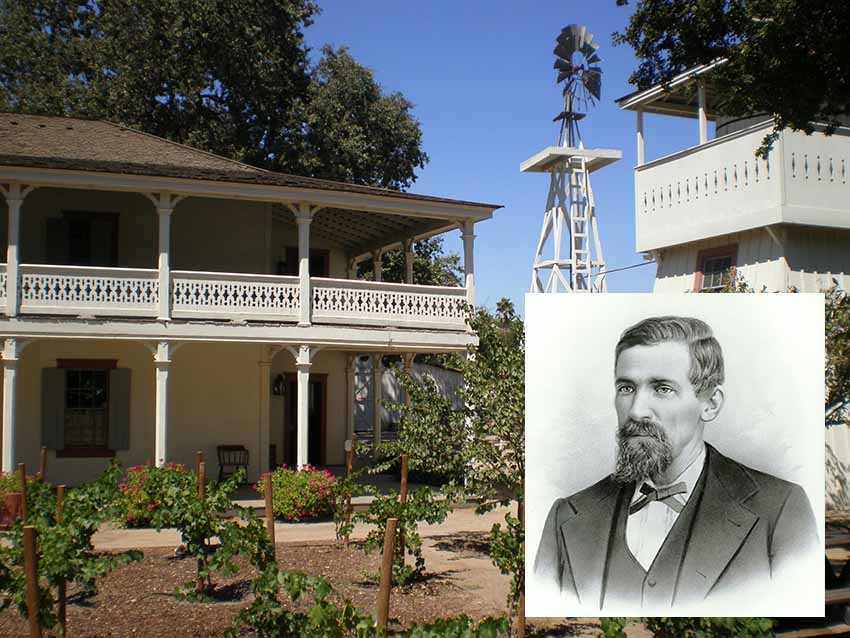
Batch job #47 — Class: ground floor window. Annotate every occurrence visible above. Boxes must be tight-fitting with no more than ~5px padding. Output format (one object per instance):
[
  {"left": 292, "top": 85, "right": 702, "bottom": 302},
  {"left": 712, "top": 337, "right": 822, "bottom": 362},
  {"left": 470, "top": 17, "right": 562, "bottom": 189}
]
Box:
[{"left": 55, "top": 359, "right": 117, "bottom": 456}]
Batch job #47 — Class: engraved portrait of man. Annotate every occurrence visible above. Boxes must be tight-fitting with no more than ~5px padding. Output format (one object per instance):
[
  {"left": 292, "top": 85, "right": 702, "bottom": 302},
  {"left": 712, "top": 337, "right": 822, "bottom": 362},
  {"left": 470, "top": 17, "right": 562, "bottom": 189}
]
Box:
[{"left": 528, "top": 307, "right": 823, "bottom": 616}]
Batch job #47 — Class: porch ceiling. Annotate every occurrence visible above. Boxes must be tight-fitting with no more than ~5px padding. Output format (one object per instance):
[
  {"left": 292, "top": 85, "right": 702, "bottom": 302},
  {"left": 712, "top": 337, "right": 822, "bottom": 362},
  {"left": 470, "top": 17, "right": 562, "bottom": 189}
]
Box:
[{"left": 272, "top": 204, "right": 452, "bottom": 258}]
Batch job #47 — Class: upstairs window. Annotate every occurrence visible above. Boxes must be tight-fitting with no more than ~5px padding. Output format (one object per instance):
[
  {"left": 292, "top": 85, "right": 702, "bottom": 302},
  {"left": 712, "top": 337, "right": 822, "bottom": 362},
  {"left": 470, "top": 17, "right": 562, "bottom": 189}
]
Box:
[
  {"left": 694, "top": 245, "right": 737, "bottom": 292},
  {"left": 278, "top": 247, "right": 330, "bottom": 278},
  {"left": 46, "top": 211, "right": 118, "bottom": 266}
]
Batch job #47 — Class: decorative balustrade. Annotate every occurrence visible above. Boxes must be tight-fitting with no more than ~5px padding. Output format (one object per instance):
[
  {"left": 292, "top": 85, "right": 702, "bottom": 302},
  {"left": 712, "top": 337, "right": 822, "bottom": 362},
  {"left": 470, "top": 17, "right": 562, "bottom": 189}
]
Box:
[
  {"left": 5, "top": 266, "right": 468, "bottom": 331},
  {"left": 19, "top": 265, "right": 159, "bottom": 316},
  {"left": 171, "top": 270, "right": 300, "bottom": 321},
  {"left": 312, "top": 277, "right": 467, "bottom": 330}
]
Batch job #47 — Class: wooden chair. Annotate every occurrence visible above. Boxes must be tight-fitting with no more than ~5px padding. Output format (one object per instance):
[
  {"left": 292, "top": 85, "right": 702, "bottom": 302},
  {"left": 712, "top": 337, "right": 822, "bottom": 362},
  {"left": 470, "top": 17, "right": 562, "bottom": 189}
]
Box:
[{"left": 217, "top": 445, "right": 249, "bottom": 483}]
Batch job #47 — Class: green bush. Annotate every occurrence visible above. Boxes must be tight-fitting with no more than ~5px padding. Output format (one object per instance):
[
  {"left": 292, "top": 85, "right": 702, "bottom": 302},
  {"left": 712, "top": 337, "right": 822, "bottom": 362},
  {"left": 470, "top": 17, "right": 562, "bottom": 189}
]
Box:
[
  {"left": 600, "top": 618, "right": 775, "bottom": 638},
  {"left": 116, "top": 462, "right": 194, "bottom": 527},
  {"left": 255, "top": 465, "right": 336, "bottom": 522}
]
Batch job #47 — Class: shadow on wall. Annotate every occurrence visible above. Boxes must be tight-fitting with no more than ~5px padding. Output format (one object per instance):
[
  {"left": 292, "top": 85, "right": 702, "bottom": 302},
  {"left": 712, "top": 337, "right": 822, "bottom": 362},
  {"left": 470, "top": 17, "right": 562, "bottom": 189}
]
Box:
[{"left": 826, "top": 440, "right": 850, "bottom": 510}]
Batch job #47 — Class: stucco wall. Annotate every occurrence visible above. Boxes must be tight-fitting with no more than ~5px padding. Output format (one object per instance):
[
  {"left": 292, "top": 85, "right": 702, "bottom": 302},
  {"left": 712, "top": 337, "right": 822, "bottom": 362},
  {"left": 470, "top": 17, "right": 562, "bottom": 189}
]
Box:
[{"left": 4, "top": 339, "right": 350, "bottom": 485}]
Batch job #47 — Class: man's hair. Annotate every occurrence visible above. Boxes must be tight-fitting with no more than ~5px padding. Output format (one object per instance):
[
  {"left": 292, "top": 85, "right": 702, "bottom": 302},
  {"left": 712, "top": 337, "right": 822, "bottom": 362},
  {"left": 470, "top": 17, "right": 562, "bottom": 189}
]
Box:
[{"left": 615, "top": 316, "right": 725, "bottom": 397}]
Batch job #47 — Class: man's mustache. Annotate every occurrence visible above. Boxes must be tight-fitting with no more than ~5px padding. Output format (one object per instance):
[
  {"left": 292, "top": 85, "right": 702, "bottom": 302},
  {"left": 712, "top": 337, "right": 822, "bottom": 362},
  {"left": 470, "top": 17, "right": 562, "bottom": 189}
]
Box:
[{"left": 619, "top": 419, "right": 668, "bottom": 441}]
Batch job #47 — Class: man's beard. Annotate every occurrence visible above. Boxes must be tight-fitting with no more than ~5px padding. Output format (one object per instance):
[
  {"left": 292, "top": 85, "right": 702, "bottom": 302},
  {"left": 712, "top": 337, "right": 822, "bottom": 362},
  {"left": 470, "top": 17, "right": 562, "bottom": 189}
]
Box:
[{"left": 613, "top": 419, "right": 674, "bottom": 484}]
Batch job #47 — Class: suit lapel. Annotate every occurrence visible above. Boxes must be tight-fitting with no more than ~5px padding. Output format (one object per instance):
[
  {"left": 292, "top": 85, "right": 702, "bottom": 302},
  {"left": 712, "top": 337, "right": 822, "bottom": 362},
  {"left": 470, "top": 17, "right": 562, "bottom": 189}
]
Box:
[
  {"left": 559, "top": 478, "right": 624, "bottom": 607},
  {"left": 675, "top": 444, "right": 759, "bottom": 602}
]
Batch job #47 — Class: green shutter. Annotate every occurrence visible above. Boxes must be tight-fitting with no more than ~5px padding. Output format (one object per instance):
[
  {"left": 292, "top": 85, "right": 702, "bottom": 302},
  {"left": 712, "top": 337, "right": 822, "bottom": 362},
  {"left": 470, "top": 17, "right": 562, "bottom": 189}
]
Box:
[
  {"left": 41, "top": 368, "right": 65, "bottom": 450},
  {"left": 108, "top": 368, "right": 131, "bottom": 450}
]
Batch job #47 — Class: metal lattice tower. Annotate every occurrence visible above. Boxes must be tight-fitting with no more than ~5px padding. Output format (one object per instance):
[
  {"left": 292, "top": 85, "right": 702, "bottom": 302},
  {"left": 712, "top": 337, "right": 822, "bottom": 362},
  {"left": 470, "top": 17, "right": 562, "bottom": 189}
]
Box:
[{"left": 523, "top": 24, "right": 621, "bottom": 293}]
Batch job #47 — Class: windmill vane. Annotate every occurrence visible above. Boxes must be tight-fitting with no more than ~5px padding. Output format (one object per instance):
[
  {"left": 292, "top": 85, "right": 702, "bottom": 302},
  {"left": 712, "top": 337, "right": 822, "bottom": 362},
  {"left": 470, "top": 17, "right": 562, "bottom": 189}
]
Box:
[{"left": 553, "top": 24, "right": 603, "bottom": 122}]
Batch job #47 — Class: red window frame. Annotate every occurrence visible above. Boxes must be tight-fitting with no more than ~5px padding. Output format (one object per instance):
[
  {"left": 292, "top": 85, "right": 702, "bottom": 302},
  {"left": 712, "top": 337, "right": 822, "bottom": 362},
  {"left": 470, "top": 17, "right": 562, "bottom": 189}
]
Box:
[{"left": 693, "top": 244, "right": 738, "bottom": 292}]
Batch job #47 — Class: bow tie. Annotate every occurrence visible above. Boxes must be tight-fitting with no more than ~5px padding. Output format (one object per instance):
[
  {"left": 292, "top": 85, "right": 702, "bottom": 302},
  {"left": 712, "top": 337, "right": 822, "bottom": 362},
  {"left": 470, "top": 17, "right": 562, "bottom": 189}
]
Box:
[{"left": 629, "top": 481, "right": 687, "bottom": 515}]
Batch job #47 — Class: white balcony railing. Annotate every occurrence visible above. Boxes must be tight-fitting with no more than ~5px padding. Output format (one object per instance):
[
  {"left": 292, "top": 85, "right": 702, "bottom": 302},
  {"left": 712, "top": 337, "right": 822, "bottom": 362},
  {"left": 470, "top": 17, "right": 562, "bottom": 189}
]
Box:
[
  {"left": 19, "top": 265, "right": 159, "bottom": 317},
  {"left": 5, "top": 265, "right": 468, "bottom": 330},
  {"left": 171, "top": 270, "right": 300, "bottom": 322},
  {"left": 312, "top": 277, "right": 467, "bottom": 330},
  {"left": 635, "top": 123, "right": 782, "bottom": 252}
]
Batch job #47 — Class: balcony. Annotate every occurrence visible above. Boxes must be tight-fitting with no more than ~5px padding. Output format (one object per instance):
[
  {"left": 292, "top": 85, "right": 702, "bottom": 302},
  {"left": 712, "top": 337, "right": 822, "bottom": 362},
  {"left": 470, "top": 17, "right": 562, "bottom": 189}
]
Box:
[
  {"left": 634, "top": 122, "right": 850, "bottom": 252},
  {"left": 6, "top": 264, "right": 467, "bottom": 331}
]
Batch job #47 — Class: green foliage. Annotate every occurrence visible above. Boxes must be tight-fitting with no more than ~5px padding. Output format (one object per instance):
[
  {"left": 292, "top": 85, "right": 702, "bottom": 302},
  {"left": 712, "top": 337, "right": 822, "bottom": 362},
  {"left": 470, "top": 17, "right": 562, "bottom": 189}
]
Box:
[
  {"left": 0, "top": 1, "right": 428, "bottom": 188},
  {"left": 826, "top": 286, "right": 850, "bottom": 426},
  {"left": 228, "top": 557, "right": 510, "bottom": 638},
  {"left": 296, "top": 46, "right": 428, "bottom": 189},
  {"left": 385, "top": 300, "right": 525, "bottom": 610},
  {"left": 599, "top": 618, "right": 628, "bottom": 638},
  {"left": 377, "top": 237, "right": 463, "bottom": 287},
  {"left": 0, "top": 460, "right": 141, "bottom": 631},
  {"left": 356, "top": 486, "right": 456, "bottom": 586},
  {"left": 488, "top": 513, "right": 524, "bottom": 613},
  {"left": 646, "top": 618, "right": 775, "bottom": 638},
  {"left": 144, "top": 466, "right": 263, "bottom": 598},
  {"left": 255, "top": 465, "right": 336, "bottom": 522},
  {"left": 614, "top": 0, "right": 850, "bottom": 157},
  {"left": 116, "top": 461, "right": 194, "bottom": 527},
  {"left": 600, "top": 618, "right": 775, "bottom": 638}
]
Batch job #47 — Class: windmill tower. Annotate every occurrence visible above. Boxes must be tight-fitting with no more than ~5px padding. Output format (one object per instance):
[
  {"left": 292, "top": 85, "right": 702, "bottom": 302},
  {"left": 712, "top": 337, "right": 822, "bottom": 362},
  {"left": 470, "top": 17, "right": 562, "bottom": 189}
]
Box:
[{"left": 524, "top": 25, "right": 621, "bottom": 292}]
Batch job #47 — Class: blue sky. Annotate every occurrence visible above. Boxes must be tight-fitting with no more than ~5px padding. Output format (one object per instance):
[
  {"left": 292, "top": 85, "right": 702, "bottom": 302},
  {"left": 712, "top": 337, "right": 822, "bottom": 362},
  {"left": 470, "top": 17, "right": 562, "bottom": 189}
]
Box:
[{"left": 304, "top": 1, "right": 708, "bottom": 311}]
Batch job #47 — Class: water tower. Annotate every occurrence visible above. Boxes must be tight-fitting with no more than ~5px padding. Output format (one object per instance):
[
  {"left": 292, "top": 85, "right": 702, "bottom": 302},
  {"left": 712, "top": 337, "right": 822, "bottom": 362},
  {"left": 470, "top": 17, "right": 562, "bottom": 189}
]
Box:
[{"left": 524, "top": 24, "right": 621, "bottom": 292}]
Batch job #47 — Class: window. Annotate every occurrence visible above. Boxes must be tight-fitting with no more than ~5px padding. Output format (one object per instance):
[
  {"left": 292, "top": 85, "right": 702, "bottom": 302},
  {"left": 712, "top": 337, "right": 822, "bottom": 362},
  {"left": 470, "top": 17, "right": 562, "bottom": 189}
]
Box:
[
  {"left": 694, "top": 245, "right": 737, "bottom": 292},
  {"left": 46, "top": 211, "right": 118, "bottom": 266},
  {"left": 278, "top": 247, "right": 329, "bottom": 278},
  {"left": 42, "top": 360, "right": 130, "bottom": 457}
]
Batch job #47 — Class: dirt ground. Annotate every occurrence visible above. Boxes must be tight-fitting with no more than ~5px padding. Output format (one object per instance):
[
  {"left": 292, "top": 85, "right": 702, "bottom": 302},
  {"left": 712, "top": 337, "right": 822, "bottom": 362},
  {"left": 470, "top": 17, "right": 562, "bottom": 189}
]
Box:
[{"left": 0, "top": 532, "right": 603, "bottom": 637}]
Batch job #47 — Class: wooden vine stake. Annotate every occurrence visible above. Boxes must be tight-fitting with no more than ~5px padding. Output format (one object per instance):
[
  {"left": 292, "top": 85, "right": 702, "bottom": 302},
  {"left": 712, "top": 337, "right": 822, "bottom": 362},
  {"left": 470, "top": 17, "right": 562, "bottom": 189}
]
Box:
[
  {"left": 18, "top": 463, "right": 27, "bottom": 522},
  {"left": 517, "top": 500, "right": 525, "bottom": 638},
  {"left": 195, "top": 451, "right": 203, "bottom": 480},
  {"left": 23, "top": 525, "right": 41, "bottom": 638},
  {"left": 344, "top": 436, "right": 356, "bottom": 547},
  {"left": 197, "top": 460, "right": 206, "bottom": 594},
  {"left": 376, "top": 517, "right": 398, "bottom": 637},
  {"left": 56, "top": 485, "right": 66, "bottom": 636},
  {"left": 397, "top": 454, "right": 409, "bottom": 563},
  {"left": 264, "top": 472, "right": 276, "bottom": 559},
  {"left": 38, "top": 447, "right": 47, "bottom": 480}
]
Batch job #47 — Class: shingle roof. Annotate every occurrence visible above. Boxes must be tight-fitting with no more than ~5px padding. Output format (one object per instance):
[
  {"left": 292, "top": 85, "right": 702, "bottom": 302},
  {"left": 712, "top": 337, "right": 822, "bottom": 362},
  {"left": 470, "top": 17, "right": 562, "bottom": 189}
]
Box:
[{"left": 0, "top": 113, "right": 499, "bottom": 209}]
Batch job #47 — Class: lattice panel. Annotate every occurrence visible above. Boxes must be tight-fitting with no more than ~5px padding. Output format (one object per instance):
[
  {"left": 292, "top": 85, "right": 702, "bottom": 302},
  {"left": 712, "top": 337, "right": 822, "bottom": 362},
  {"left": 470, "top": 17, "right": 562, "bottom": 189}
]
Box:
[
  {"left": 21, "top": 272, "right": 158, "bottom": 311},
  {"left": 172, "top": 278, "right": 300, "bottom": 317},
  {"left": 312, "top": 285, "right": 466, "bottom": 327}
]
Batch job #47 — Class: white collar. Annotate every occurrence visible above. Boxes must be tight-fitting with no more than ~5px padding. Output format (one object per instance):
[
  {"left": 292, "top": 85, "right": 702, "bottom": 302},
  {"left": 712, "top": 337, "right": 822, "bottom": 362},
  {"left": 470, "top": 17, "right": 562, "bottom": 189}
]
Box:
[{"left": 630, "top": 444, "right": 707, "bottom": 505}]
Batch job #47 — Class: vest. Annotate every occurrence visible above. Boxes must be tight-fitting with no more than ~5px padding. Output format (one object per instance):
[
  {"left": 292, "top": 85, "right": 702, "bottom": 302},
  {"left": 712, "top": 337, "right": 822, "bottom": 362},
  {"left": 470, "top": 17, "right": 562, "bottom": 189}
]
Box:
[{"left": 601, "top": 459, "right": 710, "bottom": 609}]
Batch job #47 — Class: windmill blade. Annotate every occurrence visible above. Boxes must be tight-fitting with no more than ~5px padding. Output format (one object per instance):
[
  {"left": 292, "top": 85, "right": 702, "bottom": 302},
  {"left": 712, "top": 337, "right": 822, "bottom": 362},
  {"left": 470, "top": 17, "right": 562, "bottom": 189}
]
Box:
[
  {"left": 583, "top": 71, "right": 602, "bottom": 101},
  {"left": 553, "top": 59, "right": 574, "bottom": 72},
  {"left": 554, "top": 42, "right": 577, "bottom": 61}
]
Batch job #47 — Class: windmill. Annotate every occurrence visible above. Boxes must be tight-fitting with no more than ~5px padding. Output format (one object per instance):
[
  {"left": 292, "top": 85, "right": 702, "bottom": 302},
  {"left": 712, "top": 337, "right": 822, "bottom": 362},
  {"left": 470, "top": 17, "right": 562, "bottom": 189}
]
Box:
[{"left": 523, "top": 24, "right": 621, "bottom": 293}]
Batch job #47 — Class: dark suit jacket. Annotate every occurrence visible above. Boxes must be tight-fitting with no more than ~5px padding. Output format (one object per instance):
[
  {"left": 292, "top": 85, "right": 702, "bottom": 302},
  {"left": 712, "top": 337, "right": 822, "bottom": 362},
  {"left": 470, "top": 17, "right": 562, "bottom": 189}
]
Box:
[{"left": 533, "top": 443, "right": 819, "bottom": 609}]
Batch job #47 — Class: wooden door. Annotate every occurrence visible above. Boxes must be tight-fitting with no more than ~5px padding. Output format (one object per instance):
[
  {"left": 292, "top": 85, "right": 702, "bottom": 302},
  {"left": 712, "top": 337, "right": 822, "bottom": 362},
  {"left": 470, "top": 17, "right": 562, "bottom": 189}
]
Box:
[{"left": 282, "top": 373, "right": 327, "bottom": 467}]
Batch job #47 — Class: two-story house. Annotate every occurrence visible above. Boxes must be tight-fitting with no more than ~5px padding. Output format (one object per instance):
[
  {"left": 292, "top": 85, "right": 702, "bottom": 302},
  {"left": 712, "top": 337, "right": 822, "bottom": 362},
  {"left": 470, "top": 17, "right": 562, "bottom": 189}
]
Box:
[
  {"left": 0, "top": 113, "right": 498, "bottom": 485},
  {"left": 616, "top": 62, "right": 850, "bottom": 293}
]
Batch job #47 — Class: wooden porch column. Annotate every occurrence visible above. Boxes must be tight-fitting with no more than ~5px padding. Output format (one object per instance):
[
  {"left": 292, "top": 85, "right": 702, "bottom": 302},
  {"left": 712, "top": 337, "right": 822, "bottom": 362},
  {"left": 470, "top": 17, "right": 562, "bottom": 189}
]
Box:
[
  {"left": 154, "top": 341, "right": 171, "bottom": 467},
  {"left": 294, "top": 204, "right": 315, "bottom": 327},
  {"left": 697, "top": 81, "right": 708, "bottom": 145},
  {"left": 462, "top": 221, "right": 476, "bottom": 308},
  {"left": 372, "top": 249, "right": 383, "bottom": 283},
  {"left": 404, "top": 239, "right": 414, "bottom": 284},
  {"left": 2, "top": 338, "right": 21, "bottom": 472},
  {"left": 2, "top": 183, "right": 34, "bottom": 317},
  {"left": 293, "top": 345, "right": 313, "bottom": 468},
  {"left": 372, "top": 354, "right": 384, "bottom": 448},
  {"left": 402, "top": 353, "right": 415, "bottom": 407},
  {"left": 636, "top": 109, "right": 645, "bottom": 166},
  {"left": 145, "top": 192, "right": 183, "bottom": 322},
  {"left": 346, "top": 355, "right": 357, "bottom": 441},
  {"left": 258, "top": 350, "right": 274, "bottom": 475}
]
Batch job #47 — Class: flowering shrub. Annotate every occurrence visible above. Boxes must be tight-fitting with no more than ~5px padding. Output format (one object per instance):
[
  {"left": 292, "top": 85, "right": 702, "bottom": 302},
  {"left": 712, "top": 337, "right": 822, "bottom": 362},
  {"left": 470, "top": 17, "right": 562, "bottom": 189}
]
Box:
[
  {"left": 255, "top": 464, "right": 336, "bottom": 522},
  {"left": 0, "top": 469, "right": 42, "bottom": 496},
  {"left": 116, "top": 461, "right": 194, "bottom": 527}
]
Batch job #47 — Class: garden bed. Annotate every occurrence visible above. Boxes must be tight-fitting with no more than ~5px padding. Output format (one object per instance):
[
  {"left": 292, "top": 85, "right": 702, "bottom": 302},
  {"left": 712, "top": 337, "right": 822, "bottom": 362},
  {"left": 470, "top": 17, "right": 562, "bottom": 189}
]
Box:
[{"left": 0, "top": 538, "right": 498, "bottom": 637}]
